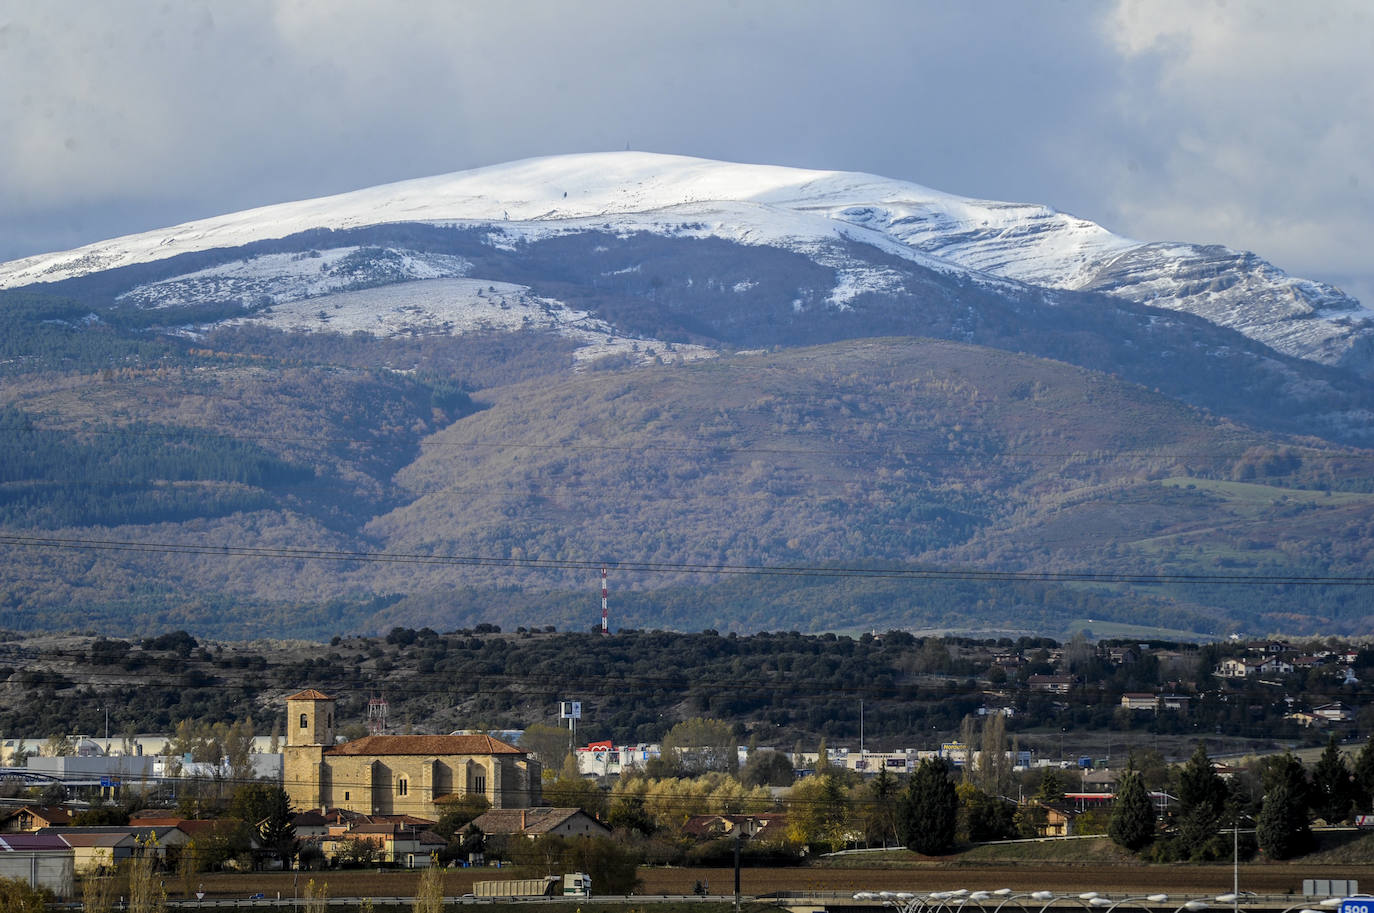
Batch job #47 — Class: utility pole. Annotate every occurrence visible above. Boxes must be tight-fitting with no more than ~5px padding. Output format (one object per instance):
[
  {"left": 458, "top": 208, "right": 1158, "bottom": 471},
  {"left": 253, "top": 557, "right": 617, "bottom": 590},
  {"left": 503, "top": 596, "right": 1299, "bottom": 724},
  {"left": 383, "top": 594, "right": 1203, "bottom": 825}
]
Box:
[
  {"left": 1233, "top": 819, "right": 1239, "bottom": 913},
  {"left": 733, "top": 829, "right": 742, "bottom": 913}
]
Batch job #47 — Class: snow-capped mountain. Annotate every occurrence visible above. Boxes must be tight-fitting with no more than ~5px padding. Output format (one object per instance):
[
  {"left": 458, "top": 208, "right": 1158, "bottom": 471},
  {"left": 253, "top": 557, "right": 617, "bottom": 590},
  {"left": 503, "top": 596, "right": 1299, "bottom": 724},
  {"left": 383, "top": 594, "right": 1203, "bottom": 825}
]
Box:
[
  {"left": 2, "top": 151, "right": 1370, "bottom": 372},
  {"left": 7, "top": 153, "right": 1374, "bottom": 641}
]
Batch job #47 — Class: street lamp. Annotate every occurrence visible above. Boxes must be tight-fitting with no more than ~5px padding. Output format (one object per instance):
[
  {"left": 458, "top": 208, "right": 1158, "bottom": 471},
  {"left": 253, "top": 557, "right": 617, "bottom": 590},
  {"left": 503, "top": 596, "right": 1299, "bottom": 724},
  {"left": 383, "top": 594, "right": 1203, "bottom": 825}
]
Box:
[
  {"left": 952, "top": 892, "right": 995, "bottom": 913},
  {"left": 991, "top": 890, "right": 1057, "bottom": 913},
  {"left": 1173, "top": 902, "right": 1209, "bottom": 913},
  {"left": 959, "top": 892, "right": 997, "bottom": 913},
  {"left": 1216, "top": 892, "right": 1255, "bottom": 913},
  {"left": 1220, "top": 816, "right": 1254, "bottom": 913},
  {"left": 854, "top": 891, "right": 926, "bottom": 913},
  {"left": 1273, "top": 903, "right": 1325, "bottom": 913},
  {"left": 927, "top": 889, "right": 971, "bottom": 913},
  {"left": 1104, "top": 895, "right": 1170, "bottom": 913}
]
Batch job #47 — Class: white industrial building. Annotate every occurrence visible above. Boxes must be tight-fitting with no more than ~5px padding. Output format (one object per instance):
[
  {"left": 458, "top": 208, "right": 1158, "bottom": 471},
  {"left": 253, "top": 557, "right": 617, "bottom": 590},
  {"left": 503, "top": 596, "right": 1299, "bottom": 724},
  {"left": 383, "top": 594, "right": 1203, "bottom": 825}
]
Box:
[{"left": 0, "top": 834, "right": 75, "bottom": 898}]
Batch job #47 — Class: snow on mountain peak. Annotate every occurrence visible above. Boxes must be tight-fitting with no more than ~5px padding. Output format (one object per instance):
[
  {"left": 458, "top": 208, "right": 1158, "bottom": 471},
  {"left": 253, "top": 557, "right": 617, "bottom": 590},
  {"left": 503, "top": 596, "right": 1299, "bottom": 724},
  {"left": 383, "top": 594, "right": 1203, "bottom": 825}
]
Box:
[
  {"left": 0, "top": 151, "right": 1367, "bottom": 371},
  {"left": 0, "top": 151, "right": 1112, "bottom": 289}
]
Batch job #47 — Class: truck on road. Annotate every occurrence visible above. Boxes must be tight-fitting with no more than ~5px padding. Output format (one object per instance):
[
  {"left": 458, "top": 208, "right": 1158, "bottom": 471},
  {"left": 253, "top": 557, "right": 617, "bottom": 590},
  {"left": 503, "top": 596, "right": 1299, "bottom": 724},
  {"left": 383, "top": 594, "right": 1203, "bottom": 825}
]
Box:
[{"left": 472, "top": 873, "right": 592, "bottom": 898}]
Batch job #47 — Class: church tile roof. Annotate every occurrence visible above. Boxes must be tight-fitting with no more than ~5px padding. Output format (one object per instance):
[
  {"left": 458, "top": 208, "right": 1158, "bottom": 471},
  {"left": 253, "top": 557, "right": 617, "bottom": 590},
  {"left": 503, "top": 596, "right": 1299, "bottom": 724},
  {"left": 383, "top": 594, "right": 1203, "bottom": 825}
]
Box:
[
  {"left": 286, "top": 689, "right": 334, "bottom": 701},
  {"left": 325, "top": 734, "right": 525, "bottom": 756}
]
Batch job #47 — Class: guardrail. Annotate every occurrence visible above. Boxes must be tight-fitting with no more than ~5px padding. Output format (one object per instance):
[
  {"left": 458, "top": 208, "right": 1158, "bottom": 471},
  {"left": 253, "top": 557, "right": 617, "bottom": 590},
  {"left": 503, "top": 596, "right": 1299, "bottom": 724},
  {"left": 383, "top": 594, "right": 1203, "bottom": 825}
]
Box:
[{"left": 41, "top": 892, "right": 1360, "bottom": 912}]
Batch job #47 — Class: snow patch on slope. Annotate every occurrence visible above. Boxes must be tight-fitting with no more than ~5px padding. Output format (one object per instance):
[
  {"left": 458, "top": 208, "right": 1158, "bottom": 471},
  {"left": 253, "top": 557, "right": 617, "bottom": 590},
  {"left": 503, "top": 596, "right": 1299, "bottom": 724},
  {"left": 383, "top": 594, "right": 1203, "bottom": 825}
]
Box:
[
  {"left": 212, "top": 278, "right": 714, "bottom": 367},
  {"left": 117, "top": 247, "right": 470, "bottom": 309}
]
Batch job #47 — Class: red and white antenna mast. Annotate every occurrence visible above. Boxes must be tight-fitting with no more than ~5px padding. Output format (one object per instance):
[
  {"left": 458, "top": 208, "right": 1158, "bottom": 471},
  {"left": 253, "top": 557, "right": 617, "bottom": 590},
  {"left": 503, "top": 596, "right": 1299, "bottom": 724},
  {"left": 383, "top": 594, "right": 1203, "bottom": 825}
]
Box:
[
  {"left": 601, "top": 566, "right": 609, "bottom": 634},
  {"left": 367, "top": 694, "right": 388, "bottom": 736}
]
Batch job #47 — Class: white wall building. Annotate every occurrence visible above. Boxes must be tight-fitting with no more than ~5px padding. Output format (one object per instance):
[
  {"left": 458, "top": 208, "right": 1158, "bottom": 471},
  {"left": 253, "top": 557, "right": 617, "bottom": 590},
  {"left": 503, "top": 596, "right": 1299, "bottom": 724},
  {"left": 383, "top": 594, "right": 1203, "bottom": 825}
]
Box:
[
  {"left": 0, "top": 835, "right": 74, "bottom": 899},
  {"left": 574, "top": 742, "right": 659, "bottom": 776}
]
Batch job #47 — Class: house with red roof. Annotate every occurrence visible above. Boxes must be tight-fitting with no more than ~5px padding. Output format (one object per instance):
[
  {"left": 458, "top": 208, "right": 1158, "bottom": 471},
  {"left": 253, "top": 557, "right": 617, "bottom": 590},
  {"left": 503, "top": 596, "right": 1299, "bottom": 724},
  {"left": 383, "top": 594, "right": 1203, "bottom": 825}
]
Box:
[
  {"left": 314, "top": 820, "right": 446, "bottom": 868},
  {"left": 0, "top": 805, "right": 72, "bottom": 833}
]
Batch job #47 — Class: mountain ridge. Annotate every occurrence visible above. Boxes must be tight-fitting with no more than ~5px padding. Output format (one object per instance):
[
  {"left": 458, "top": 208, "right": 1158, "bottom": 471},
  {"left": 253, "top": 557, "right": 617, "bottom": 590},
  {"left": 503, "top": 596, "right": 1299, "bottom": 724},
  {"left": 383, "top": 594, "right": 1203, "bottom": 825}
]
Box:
[
  {"left": 3, "top": 152, "right": 1369, "bottom": 373},
  {"left": 2, "top": 155, "right": 1374, "bottom": 640}
]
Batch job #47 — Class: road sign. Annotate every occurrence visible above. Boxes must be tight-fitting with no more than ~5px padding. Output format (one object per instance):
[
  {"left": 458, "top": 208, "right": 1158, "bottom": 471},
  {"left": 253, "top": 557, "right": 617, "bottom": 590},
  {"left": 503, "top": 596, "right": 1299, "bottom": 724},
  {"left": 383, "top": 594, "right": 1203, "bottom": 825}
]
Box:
[{"left": 1340, "top": 896, "right": 1374, "bottom": 913}]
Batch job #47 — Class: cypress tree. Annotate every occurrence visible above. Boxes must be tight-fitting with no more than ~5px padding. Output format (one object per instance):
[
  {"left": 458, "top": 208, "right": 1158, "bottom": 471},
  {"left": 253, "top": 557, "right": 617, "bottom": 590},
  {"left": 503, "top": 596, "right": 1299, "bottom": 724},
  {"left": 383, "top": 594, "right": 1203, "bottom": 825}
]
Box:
[
  {"left": 1257, "top": 780, "right": 1312, "bottom": 860},
  {"left": 1176, "top": 742, "right": 1228, "bottom": 859},
  {"left": 1178, "top": 743, "right": 1227, "bottom": 817},
  {"left": 898, "top": 758, "right": 957, "bottom": 854},
  {"left": 1109, "top": 768, "right": 1156, "bottom": 851},
  {"left": 1311, "top": 735, "right": 1354, "bottom": 824},
  {"left": 257, "top": 788, "right": 298, "bottom": 867},
  {"left": 1351, "top": 733, "right": 1374, "bottom": 815}
]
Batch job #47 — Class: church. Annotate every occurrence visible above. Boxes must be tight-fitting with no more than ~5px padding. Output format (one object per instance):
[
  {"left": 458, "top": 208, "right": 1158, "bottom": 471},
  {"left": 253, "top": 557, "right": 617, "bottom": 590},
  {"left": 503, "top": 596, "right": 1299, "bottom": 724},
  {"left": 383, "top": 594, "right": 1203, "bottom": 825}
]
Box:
[{"left": 282, "top": 690, "right": 542, "bottom": 818}]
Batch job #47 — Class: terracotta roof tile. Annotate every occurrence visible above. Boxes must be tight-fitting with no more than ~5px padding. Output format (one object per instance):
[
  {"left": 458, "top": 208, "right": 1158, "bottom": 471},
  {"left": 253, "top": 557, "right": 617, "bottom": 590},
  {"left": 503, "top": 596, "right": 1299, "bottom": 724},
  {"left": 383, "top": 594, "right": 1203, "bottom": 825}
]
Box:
[
  {"left": 0, "top": 805, "right": 71, "bottom": 826},
  {"left": 326, "top": 734, "right": 524, "bottom": 757},
  {"left": 470, "top": 808, "right": 607, "bottom": 835},
  {"left": 286, "top": 689, "right": 334, "bottom": 701},
  {"left": 350, "top": 823, "right": 403, "bottom": 834},
  {"left": 367, "top": 814, "right": 438, "bottom": 827}
]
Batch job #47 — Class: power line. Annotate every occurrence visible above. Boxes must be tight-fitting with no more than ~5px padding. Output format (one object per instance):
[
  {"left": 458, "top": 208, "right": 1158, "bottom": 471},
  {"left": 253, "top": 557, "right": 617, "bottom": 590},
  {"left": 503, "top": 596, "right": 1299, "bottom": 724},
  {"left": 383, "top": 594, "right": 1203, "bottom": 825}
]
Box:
[{"left": 2, "top": 533, "right": 1372, "bottom": 586}]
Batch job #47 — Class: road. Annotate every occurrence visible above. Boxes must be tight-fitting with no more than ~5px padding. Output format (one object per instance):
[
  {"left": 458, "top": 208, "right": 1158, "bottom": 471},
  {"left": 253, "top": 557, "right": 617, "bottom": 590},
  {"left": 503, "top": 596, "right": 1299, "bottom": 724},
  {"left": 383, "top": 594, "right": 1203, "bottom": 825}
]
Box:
[{"left": 176, "top": 862, "right": 1374, "bottom": 904}]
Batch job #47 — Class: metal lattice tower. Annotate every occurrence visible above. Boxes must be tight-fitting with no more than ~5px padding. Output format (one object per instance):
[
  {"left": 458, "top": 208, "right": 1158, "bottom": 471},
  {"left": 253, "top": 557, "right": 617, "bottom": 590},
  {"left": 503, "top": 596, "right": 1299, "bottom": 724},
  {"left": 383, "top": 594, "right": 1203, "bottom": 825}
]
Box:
[
  {"left": 601, "top": 566, "right": 608, "bottom": 634},
  {"left": 367, "top": 695, "right": 388, "bottom": 736}
]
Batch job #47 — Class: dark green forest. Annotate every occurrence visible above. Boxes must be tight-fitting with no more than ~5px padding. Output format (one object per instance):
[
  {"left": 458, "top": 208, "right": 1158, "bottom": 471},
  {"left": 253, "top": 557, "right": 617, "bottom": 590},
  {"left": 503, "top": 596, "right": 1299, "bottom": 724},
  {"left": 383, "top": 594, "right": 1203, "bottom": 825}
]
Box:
[{"left": 3, "top": 628, "right": 1372, "bottom": 755}]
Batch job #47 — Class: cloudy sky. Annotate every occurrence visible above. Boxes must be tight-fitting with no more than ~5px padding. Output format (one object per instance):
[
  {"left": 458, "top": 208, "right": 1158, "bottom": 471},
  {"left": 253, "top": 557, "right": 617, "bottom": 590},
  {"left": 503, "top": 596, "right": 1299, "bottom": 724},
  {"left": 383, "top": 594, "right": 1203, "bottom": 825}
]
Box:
[{"left": 2, "top": 0, "right": 1370, "bottom": 303}]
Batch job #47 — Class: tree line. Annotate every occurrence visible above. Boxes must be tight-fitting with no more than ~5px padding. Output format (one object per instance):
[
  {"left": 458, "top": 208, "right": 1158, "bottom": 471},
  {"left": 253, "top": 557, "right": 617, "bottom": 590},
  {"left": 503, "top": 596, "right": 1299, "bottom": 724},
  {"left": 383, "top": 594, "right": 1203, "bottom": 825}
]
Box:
[{"left": 5, "top": 627, "right": 1374, "bottom": 755}]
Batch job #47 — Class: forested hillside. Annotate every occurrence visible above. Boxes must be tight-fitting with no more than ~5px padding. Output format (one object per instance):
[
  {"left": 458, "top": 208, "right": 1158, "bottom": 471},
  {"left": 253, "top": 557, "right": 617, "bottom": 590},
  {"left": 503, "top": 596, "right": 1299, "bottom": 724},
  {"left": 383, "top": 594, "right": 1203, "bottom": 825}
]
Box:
[
  {"left": 3, "top": 278, "right": 1374, "bottom": 640},
  {"left": 3, "top": 629, "right": 1371, "bottom": 756}
]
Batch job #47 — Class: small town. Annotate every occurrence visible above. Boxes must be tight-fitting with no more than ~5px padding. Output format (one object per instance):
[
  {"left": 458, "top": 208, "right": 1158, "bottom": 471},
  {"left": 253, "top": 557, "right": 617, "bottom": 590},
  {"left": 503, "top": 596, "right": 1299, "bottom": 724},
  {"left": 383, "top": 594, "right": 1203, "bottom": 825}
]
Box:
[
  {"left": 3, "top": 3, "right": 1372, "bottom": 913},
  {"left": 3, "top": 629, "right": 1374, "bottom": 910}
]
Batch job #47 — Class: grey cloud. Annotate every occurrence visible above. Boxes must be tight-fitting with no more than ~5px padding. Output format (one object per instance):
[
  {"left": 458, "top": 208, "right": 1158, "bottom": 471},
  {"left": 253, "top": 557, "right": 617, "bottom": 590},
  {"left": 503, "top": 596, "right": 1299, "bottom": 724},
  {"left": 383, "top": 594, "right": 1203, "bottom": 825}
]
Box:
[{"left": 0, "top": 0, "right": 1367, "bottom": 305}]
